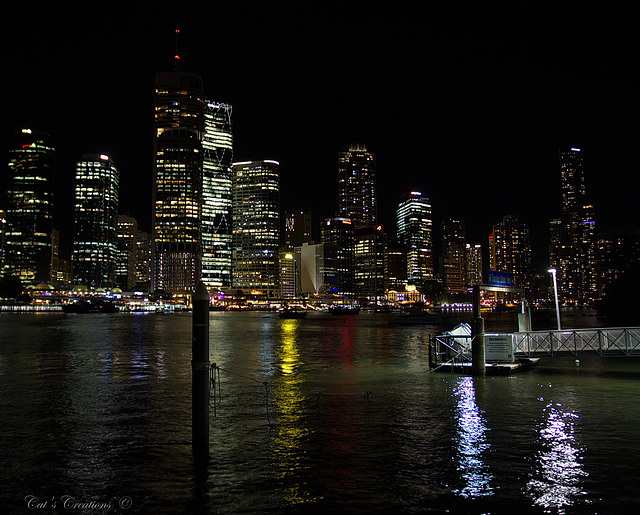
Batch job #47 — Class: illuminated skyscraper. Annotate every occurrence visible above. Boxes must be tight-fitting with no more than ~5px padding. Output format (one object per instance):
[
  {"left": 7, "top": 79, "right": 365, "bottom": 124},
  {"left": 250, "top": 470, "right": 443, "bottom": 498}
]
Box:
[
  {"left": 397, "top": 191, "right": 433, "bottom": 284},
  {"left": 465, "top": 243, "right": 483, "bottom": 287},
  {"left": 152, "top": 68, "right": 205, "bottom": 295},
  {"left": 232, "top": 160, "right": 281, "bottom": 295},
  {"left": 115, "top": 215, "right": 138, "bottom": 290},
  {"left": 5, "top": 129, "right": 55, "bottom": 284},
  {"left": 489, "top": 215, "right": 532, "bottom": 292},
  {"left": 338, "top": 144, "right": 376, "bottom": 226},
  {"left": 72, "top": 154, "right": 119, "bottom": 288},
  {"left": 441, "top": 219, "right": 466, "bottom": 293},
  {"left": 550, "top": 148, "right": 597, "bottom": 304},
  {"left": 202, "top": 100, "right": 233, "bottom": 290},
  {"left": 321, "top": 217, "right": 355, "bottom": 295}
]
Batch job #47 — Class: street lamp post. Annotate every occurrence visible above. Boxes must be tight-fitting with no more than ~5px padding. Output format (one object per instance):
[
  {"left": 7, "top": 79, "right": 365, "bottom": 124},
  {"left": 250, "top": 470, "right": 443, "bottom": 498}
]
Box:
[{"left": 548, "top": 268, "right": 561, "bottom": 331}]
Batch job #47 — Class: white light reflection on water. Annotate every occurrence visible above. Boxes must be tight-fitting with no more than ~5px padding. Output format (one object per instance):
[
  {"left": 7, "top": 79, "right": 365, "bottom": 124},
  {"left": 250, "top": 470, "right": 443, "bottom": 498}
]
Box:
[
  {"left": 452, "top": 376, "right": 494, "bottom": 498},
  {"left": 526, "top": 399, "right": 588, "bottom": 513}
]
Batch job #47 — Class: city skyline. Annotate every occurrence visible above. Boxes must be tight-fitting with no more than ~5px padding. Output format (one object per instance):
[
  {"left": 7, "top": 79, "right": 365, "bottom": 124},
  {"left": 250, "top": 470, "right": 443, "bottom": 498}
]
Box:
[{"left": 2, "top": 2, "right": 637, "bottom": 270}]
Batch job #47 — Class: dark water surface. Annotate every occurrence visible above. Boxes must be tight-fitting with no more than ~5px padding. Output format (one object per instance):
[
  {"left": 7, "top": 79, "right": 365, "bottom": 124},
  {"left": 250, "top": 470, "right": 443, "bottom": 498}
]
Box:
[{"left": 1, "top": 311, "right": 639, "bottom": 514}]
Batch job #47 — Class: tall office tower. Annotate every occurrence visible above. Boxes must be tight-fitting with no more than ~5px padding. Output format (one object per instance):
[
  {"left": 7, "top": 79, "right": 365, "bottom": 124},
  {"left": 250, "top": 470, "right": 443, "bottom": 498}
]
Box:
[
  {"left": 551, "top": 148, "right": 597, "bottom": 304},
  {"left": 0, "top": 210, "right": 7, "bottom": 276},
  {"left": 397, "top": 191, "right": 434, "bottom": 285},
  {"left": 321, "top": 217, "right": 355, "bottom": 295},
  {"left": 279, "top": 247, "right": 296, "bottom": 299},
  {"left": 385, "top": 241, "right": 408, "bottom": 291},
  {"left": 135, "top": 229, "right": 151, "bottom": 285},
  {"left": 285, "top": 211, "right": 313, "bottom": 247},
  {"left": 5, "top": 129, "right": 55, "bottom": 284},
  {"left": 353, "top": 225, "right": 387, "bottom": 300},
  {"left": 152, "top": 67, "right": 205, "bottom": 295},
  {"left": 489, "top": 215, "right": 532, "bottom": 292},
  {"left": 441, "top": 219, "right": 467, "bottom": 293},
  {"left": 202, "top": 100, "right": 233, "bottom": 291},
  {"left": 465, "top": 243, "right": 483, "bottom": 287},
  {"left": 232, "top": 160, "right": 281, "bottom": 295},
  {"left": 338, "top": 144, "right": 376, "bottom": 226},
  {"left": 72, "top": 155, "right": 119, "bottom": 288},
  {"left": 115, "top": 215, "right": 138, "bottom": 290}
]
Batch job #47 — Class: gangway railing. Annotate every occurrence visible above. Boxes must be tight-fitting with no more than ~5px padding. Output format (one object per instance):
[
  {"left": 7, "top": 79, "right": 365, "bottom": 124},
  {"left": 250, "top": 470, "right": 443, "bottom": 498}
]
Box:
[{"left": 513, "top": 327, "right": 640, "bottom": 357}]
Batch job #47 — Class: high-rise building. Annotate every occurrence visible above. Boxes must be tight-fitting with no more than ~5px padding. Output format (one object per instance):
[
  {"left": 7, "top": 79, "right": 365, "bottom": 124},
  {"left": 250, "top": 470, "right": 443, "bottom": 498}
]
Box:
[
  {"left": 397, "top": 191, "right": 433, "bottom": 284},
  {"left": 232, "top": 160, "right": 281, "bottom": 295},
  {"left": 338, "top": 144, "right": 376, "bottom": 226},
  {"left": 202, "top": 100, "right": 233, "bottom": 291},
  {"left": 5, "top": 129, "right": 55, "bottom": 284},
  {"left": 285, "top": 211, "right": 313, "bottom": 247},
  {"left": 442, "top": 219, "right": 466, "bottom": 293},
  {"left": 152, "top": 68, "right": 205, "bottom": 295},
  {"left": 115, "top": 215, "right": 138, "bottom": 290},
  {"left": 321, "top": 217, "right": 355, "bottom": 295},
  {"left": 489, "top": 215, "right": 532, "bottom": 293},
  {"left": 135, "top": 229, "right": 151, "bottom": 286},
  {"left": 551, "top": 148, "right": 597, "bottom": 304},
  {"left": 465, "top": 243, "right": 483, "bottom": 287},
  {"left": 353, "top": 225, "right": 387, "bottom": 300},
  {"left": 279, "top": 247, "right": 297, "bottom": 299},
  {"left": 72, "top": 154, "right": 119, "bottom": 288}
]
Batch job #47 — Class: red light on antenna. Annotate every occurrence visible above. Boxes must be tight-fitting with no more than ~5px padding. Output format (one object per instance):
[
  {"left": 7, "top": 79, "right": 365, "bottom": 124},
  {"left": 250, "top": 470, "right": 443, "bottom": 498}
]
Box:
[
  {"left": 174, "top": 55, "right": 181, "bottom": 60},
  {"left": 175, "top": 29, "right": 180, "bottom": 33}
]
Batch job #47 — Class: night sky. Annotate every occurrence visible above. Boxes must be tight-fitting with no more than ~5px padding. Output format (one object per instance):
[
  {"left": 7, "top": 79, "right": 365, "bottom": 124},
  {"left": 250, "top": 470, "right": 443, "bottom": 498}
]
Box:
[{"left": 2, "top": 1, "right": 637, "bottom": 267}]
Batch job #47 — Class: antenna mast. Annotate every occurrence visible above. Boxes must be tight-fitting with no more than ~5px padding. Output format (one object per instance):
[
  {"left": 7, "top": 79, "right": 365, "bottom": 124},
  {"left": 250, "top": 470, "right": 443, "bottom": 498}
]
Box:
[{"left": 173, "top": 29, "right": 181, "bottom": 70}]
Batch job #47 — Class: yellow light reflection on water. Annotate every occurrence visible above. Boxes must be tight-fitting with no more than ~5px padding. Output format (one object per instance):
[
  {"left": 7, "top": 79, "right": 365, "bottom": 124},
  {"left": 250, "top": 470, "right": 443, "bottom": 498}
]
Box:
[
  {"left": 526, "top": 401, "right": 588, "bottom": 512},
  {"left": 453, "top": 376, "right": 494, "bottom": 498},
  {"left": 271, "top": 319, "right": 322, "bottom": 506}
]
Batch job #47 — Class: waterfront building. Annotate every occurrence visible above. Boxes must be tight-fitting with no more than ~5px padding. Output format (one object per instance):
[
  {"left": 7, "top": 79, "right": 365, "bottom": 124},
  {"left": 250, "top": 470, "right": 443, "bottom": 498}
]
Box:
[
  {"left": 296, "top": 242, "right": 327, "bottom": 296},
  {"left": 152, "top": 67, "right": 205, "bottom": 295},
  {"left": 441, "top": 219, "right": 466, "bottom": 293},
  {"left": 5, "top": 129, "right": 55, "bottom": 284},
  {"left": 279, "top": 247, "right": 296, "bottom": 299},
  {"left": 550, "top": 148, "right": 597, "bottom": 304},
  {"left": 232, "top": 160, "right": 280, "bottom": 296},
  {"left": 385, "top": 241, "right": 408, "bottom": 292},
  {"left": 489, "top": 215, "right": 532, "bottom": 295},
  {"left": 72, "top": 154, "right": 119, "bottom": 288},
  {"left": 353, "top": 225, "right": 387, "bottom": 301},
  {"left": 321, "top": 217, "right": 355, "bottom": 295},
  {"left": 115, "top": 215, "right": 138, "bottom": 290},
  {"left": 202, "top": 100, "right": 233, "bottom": 291},
  {"left": 338, "top": 144, "right": 376, "bottom": 226},
  {"left": 465, "top": 243, "right": 483, "bottom": 287},
  {"left": 397, "top": 191, "right": 434, "bottom": 285},
  {"left": 0, "top": 210, "right": 7, "bottom": 276}
]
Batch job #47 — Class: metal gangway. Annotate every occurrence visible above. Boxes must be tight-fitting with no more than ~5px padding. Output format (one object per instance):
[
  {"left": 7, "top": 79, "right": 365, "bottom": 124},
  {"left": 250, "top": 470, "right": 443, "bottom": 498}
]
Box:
[{"left": 513, "top": 327, "right": 640, "bottom": 357}]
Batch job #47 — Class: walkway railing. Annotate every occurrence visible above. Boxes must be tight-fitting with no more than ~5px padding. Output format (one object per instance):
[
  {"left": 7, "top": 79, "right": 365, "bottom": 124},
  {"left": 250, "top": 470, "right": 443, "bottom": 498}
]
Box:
[{"left": 513, "top": 327, "right": 640, "bottom": 357}]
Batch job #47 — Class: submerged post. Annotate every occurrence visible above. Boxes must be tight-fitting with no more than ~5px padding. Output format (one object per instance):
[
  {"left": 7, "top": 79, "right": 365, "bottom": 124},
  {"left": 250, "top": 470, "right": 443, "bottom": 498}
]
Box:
[
  {"left": 471, "top": 284, "right": 485, "bottom": 377},
  {"left": 192, "top": 281, "right": 210, "bottom": 463}
]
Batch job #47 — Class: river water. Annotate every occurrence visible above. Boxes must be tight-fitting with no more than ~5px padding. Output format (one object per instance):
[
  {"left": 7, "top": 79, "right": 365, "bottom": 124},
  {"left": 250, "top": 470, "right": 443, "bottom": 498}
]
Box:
[{"left": 1, "top": 310, "right": 639, "bottom": 514}]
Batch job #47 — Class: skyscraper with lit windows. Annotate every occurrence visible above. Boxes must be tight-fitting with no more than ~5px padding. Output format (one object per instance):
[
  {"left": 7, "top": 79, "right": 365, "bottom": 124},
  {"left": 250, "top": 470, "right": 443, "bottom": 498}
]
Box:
[
  {"left": 489, "top": 215, "right": 532, "bottom": 292},
  {"left": 72, "top": 154, "right": 119, "bottom": 288},
  {"left": 397, "top": 191, "right": 433, "bottom": 284},
  {"left": 232, "top": 160, "right": 280, "bottom": 295},
  {"left": 152, "top": 68, "right": 205, "bottom": 295},
  {"left": 202, "top": 100, "right": 233, "bottom": 290},
  {"left": 550, "top": 148, "right": 597, "bottom": 304},
  {"left": 338, "top": 144, "right": 376, "bottom": 226},
  {"left": 5, "top": 129, "right": 55, "bottom": 284}
]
